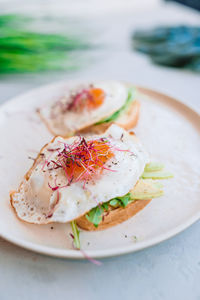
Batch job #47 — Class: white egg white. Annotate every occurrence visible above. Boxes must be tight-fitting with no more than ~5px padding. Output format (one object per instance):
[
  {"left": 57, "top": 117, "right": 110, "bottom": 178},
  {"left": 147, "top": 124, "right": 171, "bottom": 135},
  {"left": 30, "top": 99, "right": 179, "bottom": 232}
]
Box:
[
  {"left": 11, "top": 125, "right": 149, "bottom": 224},
  {"left": 40, "top": 81, "right": 128, "bottom": 136}
]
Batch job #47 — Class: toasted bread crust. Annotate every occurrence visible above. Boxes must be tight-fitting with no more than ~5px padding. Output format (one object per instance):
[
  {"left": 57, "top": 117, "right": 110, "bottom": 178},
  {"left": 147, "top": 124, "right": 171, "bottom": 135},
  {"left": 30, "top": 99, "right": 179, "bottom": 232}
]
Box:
[
  {"left": 76, "top": 199, "right": 151, "bottom": 231},
  {"left": 116, "top": 100, "right": 140, "bottom": 130}
]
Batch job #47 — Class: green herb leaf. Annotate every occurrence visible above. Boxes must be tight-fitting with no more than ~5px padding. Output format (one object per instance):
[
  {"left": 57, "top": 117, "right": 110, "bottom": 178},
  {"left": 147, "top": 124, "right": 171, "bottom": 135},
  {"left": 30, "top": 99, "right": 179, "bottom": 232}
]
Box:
[
  {"left": 70, "top": 220, "right": 80, "bottom": 249},
  {"left": 102, "top": 202, "right": 109, "bottom": 211},
  {"left": 95, "top": 87, "right": 135, "bottom": 125},
  {"left": 86, "top": 206, "right": 104, "bottom": 227},
  {"left": 85, "top": 193, "right": 133, "bottom": 227},
  {"left": 115, "top": 193, "right": 131, "bottom": 207}
]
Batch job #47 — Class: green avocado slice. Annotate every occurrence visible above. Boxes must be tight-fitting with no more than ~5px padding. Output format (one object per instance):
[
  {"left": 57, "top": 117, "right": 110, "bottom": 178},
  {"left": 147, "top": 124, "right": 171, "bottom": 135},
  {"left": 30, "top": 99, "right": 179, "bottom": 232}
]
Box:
[
  {"left": 142, "top": 171, "right": 173, "bottom": 179},
  {"left": 144, "top": 162, "right": 164, "bottom": 172}
]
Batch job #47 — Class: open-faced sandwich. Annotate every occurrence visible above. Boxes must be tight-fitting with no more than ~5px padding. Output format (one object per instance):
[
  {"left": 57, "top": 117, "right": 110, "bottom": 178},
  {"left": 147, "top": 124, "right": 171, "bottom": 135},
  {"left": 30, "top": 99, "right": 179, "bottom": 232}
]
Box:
[
  {"left": 10, "top": 124, "right": 172, "bottom": 249},
  {"left": 38, "top": 81, "right": 140, "bottom": 137}
]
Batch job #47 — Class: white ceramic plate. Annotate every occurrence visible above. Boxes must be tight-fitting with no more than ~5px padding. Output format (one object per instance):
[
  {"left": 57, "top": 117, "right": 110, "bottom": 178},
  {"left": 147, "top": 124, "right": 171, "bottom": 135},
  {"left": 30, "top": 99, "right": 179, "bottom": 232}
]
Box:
[{"left": 0, "top": 80, "right": 200, "bottom": 259}]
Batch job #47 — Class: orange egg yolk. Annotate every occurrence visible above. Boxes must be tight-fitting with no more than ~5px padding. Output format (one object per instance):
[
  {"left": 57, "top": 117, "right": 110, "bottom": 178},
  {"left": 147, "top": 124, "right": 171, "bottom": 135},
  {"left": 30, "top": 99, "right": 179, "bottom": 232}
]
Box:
[
  {"left": 64, "top": 140, "right": 113, "bottom": 182},
  {"left": 87, "top": 88, "right": 105, "bottom": 109}
]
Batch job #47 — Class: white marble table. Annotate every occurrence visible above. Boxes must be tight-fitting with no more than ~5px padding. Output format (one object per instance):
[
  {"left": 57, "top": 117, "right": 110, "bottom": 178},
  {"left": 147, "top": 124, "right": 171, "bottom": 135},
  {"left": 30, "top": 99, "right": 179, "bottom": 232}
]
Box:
[{"left": 0, "top": 2, "right": 200, "bottom": 300}]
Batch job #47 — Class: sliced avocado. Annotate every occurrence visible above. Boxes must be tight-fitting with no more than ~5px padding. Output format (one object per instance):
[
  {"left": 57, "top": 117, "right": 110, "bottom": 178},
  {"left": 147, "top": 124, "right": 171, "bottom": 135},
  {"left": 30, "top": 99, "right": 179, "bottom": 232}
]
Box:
[
  {"left": 130, "top": 179, "right": 164, "bottom": 199},
  {"left": 144, "top": 162, "right": 164, "bottom": 172},
  {"left": 142, "top": 171, "right": 174, "bottom": 179}
]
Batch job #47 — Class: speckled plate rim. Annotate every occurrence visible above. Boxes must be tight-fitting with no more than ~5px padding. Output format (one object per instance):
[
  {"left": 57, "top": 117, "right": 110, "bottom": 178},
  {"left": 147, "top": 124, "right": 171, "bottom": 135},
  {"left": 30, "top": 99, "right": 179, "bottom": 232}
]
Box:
[{"left": 0, "top": 80, "right": 200, "bottom": 259}]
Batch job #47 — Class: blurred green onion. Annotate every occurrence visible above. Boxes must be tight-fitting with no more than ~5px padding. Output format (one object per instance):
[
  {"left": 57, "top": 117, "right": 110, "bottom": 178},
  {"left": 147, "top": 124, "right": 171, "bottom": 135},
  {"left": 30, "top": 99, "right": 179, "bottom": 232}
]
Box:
[{"left": 0, "top": 14, "right": 91, "bottom": 73}]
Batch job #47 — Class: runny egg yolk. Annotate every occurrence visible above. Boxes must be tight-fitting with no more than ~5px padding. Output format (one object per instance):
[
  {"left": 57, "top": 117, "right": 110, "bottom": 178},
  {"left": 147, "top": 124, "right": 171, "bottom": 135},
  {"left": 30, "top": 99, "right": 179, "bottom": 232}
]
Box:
[
  {"left": 87, "top": 88, "right": 105, "bottom": 109},
  {"left": 60, "top": 139, "right": 114, "bottom": 183}
]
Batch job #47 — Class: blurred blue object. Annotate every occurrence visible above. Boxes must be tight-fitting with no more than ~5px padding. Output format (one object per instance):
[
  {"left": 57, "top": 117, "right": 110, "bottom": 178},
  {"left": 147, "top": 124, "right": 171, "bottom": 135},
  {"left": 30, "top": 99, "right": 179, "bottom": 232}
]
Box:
[
  {"left": 132, "top": 26, "right": 200, "bottom": 71},
  {"left": 165, "top": 0, "right": 200, "bottom": 11}
]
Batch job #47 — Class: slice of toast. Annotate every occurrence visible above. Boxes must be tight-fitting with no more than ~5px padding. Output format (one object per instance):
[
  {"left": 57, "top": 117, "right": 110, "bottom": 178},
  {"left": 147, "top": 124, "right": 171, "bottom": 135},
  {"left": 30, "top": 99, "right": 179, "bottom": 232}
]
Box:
[
  {"left": 79, "top": 100, "right": 140, "bottom": 135},
  {"left": 76, "top": 198, "right": 151, "bottom": 231}
]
